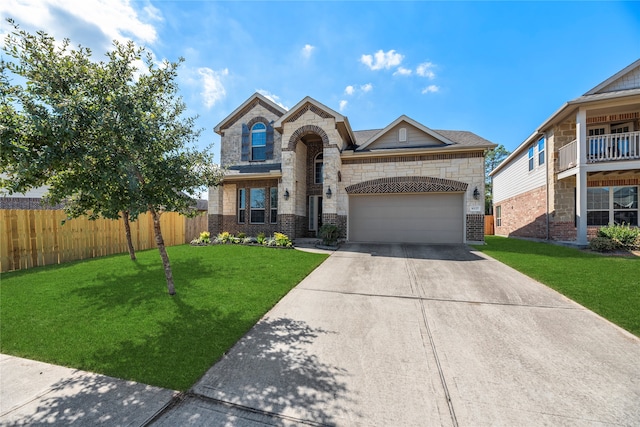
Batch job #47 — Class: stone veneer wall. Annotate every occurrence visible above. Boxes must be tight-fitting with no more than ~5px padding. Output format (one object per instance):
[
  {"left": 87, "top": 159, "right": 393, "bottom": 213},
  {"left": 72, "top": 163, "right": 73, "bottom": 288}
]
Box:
[
  {"left": 321, "top": 213, "right": 348, "bottom": 238},
  {"left": 494, "top": 185, "right": 548, "bottom": 239}
]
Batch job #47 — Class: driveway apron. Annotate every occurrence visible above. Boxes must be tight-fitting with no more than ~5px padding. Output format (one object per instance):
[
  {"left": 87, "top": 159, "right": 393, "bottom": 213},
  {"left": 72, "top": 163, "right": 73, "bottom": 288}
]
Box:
[{"left": 152, "top": 243, "right": 640, "bottom": 426}]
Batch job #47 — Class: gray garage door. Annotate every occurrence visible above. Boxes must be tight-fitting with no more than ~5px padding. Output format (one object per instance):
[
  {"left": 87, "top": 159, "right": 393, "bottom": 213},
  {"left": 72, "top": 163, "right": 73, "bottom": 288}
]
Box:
[{"left": 349, "top": 193, "right": 464, "bottom": 243}]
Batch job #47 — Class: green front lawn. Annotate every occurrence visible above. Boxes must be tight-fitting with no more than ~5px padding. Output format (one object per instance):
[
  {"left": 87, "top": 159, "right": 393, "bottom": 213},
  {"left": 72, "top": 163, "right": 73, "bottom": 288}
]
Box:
[
  {"left": 473, "top": 236, "right": 640, "bottom": 337},
  {"left": 0, "top": 244, "right": 328, "bottom": 390}
]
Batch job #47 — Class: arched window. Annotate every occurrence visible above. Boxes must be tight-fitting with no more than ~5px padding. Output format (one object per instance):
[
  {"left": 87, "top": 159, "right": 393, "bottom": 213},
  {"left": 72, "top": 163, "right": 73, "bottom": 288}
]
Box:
[
  {"left": 251, "top": 123, "right": 266, "bottom": 161},
  {"left": 314, "top": 153, "right": 324, "bottom": 184}
]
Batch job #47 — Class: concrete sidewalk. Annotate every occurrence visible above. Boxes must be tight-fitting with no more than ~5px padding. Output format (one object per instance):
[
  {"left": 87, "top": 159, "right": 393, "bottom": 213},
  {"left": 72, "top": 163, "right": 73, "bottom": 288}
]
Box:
[
  {"left": 0, "top": 354, "right": 176, "bottom": 426},
  {"left": 3, "top": 243, "right": 640, "bottom": 426}
]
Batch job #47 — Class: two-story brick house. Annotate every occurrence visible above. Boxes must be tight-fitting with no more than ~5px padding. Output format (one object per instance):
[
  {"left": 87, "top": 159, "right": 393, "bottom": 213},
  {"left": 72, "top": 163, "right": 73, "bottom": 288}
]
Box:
[
  {"left": 208, "top": 93, "right": 496, "bottom": 244},
  {"left": 491, "top": 59, "right": 640, "bottom": 245}
]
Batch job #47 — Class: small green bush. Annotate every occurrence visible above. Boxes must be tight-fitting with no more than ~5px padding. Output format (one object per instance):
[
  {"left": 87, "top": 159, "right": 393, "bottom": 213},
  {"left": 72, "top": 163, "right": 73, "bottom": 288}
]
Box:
[
  {"left": 257, "top": 232, "right": 266, "bottom": 245},
  {"left": 273, "top": 232, "right": 293, "bottom": 247},
  {"left": 319, "top": 223, "right": 340, "bottom": 246},
  {"left": 597, "top": 223, "right": 640, "bottom": 249},
  {"left": 237, "top": 232, "right": 246, "bottom": 239},
  {"left": 217, "top": 231, "right": 231, "bottom": 244},
  {"left": 588, "top": 236, "right": 619, "bottom": 252}
]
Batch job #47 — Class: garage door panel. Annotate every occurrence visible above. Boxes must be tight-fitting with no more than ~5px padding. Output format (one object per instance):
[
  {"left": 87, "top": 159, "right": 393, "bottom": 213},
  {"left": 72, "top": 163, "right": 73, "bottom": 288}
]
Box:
[{"left": 349, "top": 193, "right": 464, "bottom": 244}]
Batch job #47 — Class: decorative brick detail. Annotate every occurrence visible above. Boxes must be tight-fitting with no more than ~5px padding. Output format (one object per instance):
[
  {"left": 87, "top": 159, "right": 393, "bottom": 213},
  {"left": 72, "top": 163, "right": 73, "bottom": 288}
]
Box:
[
  {"left": 286, "top": 125, "right": 331, "bottom": 151},
  {"left": 342, "top": 152, "right": 482, "bottom": 165},
  {"left": 221, "top": 215, "right": 279, "bottom": 237},
  {"left": 220, "top": 99, "right": 284, "bottom": 132},
  {"left": 246, "top": 116, "right": 270, "bottom": 128},
  {"left": 466, "top": 214, "right": 484, "bottom": 242},
  {"left": 279, "top": 214, "right": 307, "bottom": 239},
  {"left": 345, "top": 176, "right": 468, "bottom": 194},
  {"left": 284, "top": 103, "right": 333, "bottom": 124},
  {"left": 0, "top": 197, "right": 64, "bottom": 210}
]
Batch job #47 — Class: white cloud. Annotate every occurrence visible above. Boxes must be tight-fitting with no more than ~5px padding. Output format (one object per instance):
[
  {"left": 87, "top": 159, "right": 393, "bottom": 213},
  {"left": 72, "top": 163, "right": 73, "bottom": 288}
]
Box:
[
  {"left": 360, "top": 49, "right": 404, "bottom": 71},
  {"left": 301, "top": 44, "right": 315, "bottom": 59},
  {"left": 0, "top": 0, "right": 160, "bottom": 53},
  {"left": 416, "top": 62, "right": 436, "bottom": 79},
  {"left": 394, "top": 67, "right": 412, "bottom": 76},
  {"left": 422, "top": 85, "right": 440, "bottom": 94},
  {"left": 360, "top": 83, "right": 373, "bottom": 93},
  {"left": 339, "top": 100, "right": 348, "bottom": 111},
  {"left": 344, "top": 85, "right": 355, "bottom": 95},
  {"left": 198, "top": 67, "right": 228, "bottom": 108},
  {"left": 257, "top": 89, "right": 289, "bottom": 111}
]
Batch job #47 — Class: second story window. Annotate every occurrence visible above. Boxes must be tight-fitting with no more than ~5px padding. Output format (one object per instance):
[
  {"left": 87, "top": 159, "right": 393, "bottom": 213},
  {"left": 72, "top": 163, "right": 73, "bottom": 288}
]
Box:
[
  {"left": 251, "top": 123, "right": 266, "bottom": 161},
  {"left": 538, "top": 137, "right": 545, "bottom": 166},
  {"left": 528, "top": 146, "right": 534, "bottom": 171}
]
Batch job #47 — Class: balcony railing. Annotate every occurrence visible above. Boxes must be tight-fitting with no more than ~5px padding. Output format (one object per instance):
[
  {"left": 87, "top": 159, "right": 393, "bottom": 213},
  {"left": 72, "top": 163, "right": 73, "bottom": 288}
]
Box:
[{"left": 558, "top": 131, "right": 640, "bottom": 172}]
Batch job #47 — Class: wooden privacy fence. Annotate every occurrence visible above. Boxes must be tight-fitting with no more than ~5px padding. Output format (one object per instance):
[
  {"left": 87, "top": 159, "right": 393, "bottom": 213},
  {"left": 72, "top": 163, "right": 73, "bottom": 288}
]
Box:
[
  {"left": 0, "top": 210, "right": 208, "bottom": 273},
  {"left": 484, "top": 215, "right": 495, "bottom": 235}
]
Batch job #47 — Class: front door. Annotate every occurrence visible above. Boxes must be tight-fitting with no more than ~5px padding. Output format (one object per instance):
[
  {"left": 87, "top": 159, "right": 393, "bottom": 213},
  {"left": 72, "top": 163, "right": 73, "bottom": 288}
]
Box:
[{"left": 309, "top": 195, "right": 323, "bottom": 234}]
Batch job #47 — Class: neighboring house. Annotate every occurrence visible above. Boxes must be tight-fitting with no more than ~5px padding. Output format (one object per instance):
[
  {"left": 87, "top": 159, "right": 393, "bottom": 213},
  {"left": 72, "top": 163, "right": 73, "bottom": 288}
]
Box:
[
  {"left": 0, "top": 182, "right": 60, "bottom": 210},
  {"left": 208, "top": 93, "right": 496, "bottom": 244},
  {"left": 491, "top": 59, "right": 640, "bottom": 245}
]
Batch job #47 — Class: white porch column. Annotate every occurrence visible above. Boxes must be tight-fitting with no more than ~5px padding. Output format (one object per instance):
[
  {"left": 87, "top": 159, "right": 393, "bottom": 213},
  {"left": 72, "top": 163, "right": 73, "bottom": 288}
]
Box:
[{"left": 575, "top": 107, "right": 588, "bottom": 245}]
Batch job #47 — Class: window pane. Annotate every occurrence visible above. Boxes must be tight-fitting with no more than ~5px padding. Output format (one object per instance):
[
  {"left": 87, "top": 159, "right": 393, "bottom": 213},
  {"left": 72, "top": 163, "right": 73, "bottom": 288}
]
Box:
[
  {"left": 270, "top": 209, "right": 277, "bottom": 224},
  {"left": 315, "top": 162, "right": 323, "bottom": 184},
  {"left": 587, "top": 211, "right": 609, "bottom": 226},
  {"left": 587, "top": 187, "right": 609, "bottom": 210},
  {"left": 270, "top": 188, "right": 278, "bottom": 209},
  {"left": 251, "top": 131, "right": 266, "bottom": 147},
  {"left": 613, "top": 186, "right": 637, "bottom": 209},
  {"left": 614, "top": 211, "right": 638, "bottom": 226},
  {"left": 250, "top": 188, "right": 265, "bottom": 209},
  {"left": 238, "top": 210, "right": 245, "bottom": 223},
  {"left": 250, "top": 210, "right": 265, "bottom": 223},
  {"left": 252, "top": 146, "right": 266, "bottom": 161},
  {"left": 238, "top": 189, "right": 245, "bottom": 209}
]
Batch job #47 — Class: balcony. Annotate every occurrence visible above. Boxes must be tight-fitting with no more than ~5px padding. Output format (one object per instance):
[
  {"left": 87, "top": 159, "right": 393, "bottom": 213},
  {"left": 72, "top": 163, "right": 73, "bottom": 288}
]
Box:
[{"left": 558, "top": 131, "right": 640, "bottom": 172}]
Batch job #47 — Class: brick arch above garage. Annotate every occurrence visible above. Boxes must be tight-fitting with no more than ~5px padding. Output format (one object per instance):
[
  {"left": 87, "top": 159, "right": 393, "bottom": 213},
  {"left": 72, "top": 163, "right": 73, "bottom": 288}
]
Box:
[{"left": 345, "top": 176, "right": 468, "bottom": 194}]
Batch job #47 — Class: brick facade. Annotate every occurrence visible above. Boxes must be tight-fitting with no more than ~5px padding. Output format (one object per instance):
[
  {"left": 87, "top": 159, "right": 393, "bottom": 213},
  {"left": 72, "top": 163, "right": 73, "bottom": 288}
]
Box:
[
  {"left": 495, "top": 185, "right": 548, "bottom": 239},
  {"left": 466, "top": 214, "right": 484, "bottom": 242},
  {"left": 0, "top": 197, "right": 64, "bottom": 210}
]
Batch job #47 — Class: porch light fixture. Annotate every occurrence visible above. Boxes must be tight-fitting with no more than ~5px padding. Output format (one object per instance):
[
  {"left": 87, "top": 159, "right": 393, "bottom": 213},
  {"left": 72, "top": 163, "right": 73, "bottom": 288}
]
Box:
[
  {"left": 326, "top": 186, "right": 332, "bottom": 199},
  {"left": 473, "top": 187, "right": 480, "bottom": 200},
  {"left": 284, "top": 189, "right": 290, "bottom": 200}
]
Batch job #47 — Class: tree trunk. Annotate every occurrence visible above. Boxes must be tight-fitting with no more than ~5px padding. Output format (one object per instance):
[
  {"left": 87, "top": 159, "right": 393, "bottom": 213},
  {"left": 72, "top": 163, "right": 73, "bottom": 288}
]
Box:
[
  {"left": 123, "top": 210, "right": 136, "bottom": 261},
  {"left": 150, "top": 208, "right": 176, "bottom": 295}
]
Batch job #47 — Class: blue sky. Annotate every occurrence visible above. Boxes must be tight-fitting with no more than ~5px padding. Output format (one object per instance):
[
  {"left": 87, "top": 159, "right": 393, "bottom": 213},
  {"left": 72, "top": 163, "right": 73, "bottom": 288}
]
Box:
[{"left": 2, "top": 1, "right": 639, "bottom": 163}]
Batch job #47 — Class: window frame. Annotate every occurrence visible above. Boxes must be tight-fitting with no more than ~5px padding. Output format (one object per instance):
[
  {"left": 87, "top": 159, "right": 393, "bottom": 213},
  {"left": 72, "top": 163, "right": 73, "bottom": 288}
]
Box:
[
  {"left": 237, "top": 188, "right": 246, "bottom": 223},
  {"left": 528, "top": 146, "right": 534, "bottom": 171},
  {"left": 587, "top": 186, "right": 638, "bottom": 226},
  {"left": 537, "top": 137, "right": 545, "bottom": 166},
  {"left": 399, "top": 127, "right": 407, "bottom": 142},
  {"left": 249, "top": 188, "right": 266, "bottom": 224},
  {"left": 314, "top": 153, "right": 324, "bottom": 184},
  {"left": 495, "top": 205, "right": 502, "bottom": 227},
  {"left": 251, "top": 123, "right": 267, "bottom": 161},
  {"left": 270, "top": 187, "right": 278, "bottom": 224}
]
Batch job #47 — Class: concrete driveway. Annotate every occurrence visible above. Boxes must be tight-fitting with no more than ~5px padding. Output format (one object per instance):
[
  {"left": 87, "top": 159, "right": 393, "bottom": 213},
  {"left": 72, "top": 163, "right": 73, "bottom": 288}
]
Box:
[{"left": 152, "top": 243, "right": 640, "bottom": 426}]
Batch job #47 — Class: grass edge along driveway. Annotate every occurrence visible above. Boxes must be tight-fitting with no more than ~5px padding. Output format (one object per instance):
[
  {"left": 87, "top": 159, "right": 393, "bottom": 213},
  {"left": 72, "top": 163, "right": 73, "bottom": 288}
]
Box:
[
  {"left": 0, "top": 244, "right": 328, "bottom": 391},
  {"left": 473, "top": 236, "right": 640, "bottom": 337}
]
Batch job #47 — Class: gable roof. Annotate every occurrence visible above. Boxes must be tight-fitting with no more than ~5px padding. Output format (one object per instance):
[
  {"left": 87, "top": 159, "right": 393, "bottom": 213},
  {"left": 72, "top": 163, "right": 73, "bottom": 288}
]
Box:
[
  {"left": 356, "top": 115, "right": 456, "bottom": 151},
  {"left": 584, "top": 58, "right": 640, "bottom": 95},
  {"left": 491, "top": 59, "right": 640, "bottom": 176},
  {"left": 274, "top": 96, "right": 356, "bottom": 146},
  {"left": 214, "top": 92, "right": 287, "bottom": 135}
]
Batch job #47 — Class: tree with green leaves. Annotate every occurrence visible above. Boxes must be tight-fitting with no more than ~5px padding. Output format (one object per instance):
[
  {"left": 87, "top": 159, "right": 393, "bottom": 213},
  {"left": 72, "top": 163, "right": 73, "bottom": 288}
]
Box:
[
  {"left": 484, "top": 144, "right": 510, "bottom": 214},
  {"left": 0, "top": 21, "right": 223, "bottom": 295}
]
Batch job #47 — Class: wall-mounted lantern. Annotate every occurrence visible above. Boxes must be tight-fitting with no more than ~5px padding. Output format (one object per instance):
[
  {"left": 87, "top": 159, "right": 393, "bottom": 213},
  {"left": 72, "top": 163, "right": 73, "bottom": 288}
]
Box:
[
  {"left": 284, "top": 189, "right": 290, "bottom": 200},
  {"left": 326, "top": 186, "right": 332, "bottom": 199},
  {"left": 473, "top": 187, "right": 480, "bottom": 200}
]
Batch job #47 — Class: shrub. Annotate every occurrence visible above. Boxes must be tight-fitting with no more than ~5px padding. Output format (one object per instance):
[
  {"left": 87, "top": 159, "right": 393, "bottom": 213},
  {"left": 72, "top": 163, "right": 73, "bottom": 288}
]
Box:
[
  {"left": 217, "top": 231, "right": 232, "bottom": 244},
  {"left": 597, "top": 223, "right": 640, "bottom": 249},
  {"left": 273, "top": 232, "right": 293, "bottom": 247},
  {"left": 319, "top": 224, "right": 340, "bottom": 246},
  {"left": 199, "top": 231, "right": 211, "bottom": 244},
  {"left": 237, "top": 232, "right": 246, "bottom": 239},
  {"left": 588, "top": 236, "right": 619, "bottom": 252},
  {"left": 257, "top": 232, "right": 266, "bottom": 245}
]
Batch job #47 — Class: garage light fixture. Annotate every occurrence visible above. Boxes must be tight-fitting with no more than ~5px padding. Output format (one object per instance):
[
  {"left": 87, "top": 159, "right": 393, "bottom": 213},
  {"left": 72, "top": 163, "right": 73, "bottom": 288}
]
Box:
[
  {"left": 326, "top": 186, "right": 332, "bottom": 199},
  {"left": 473, "top": 187, "right": 480, "bottom": 200},
  {"left": 284, "top": 189, "right": 290, "bottom": 200}
]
